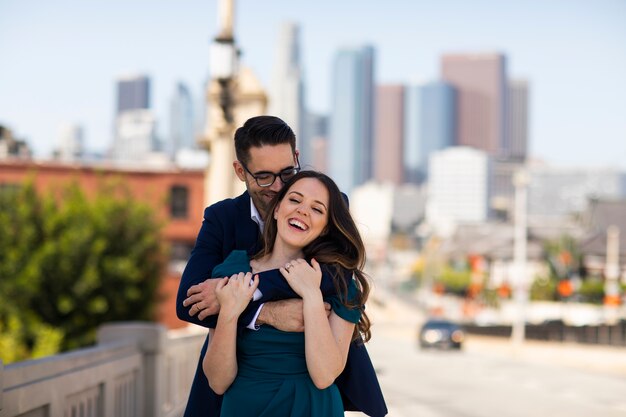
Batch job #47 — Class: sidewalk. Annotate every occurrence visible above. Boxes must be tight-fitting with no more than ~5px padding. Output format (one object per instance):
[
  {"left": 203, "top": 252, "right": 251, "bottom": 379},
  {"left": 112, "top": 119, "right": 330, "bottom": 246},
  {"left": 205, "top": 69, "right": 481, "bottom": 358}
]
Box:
[{"left": 465, "top": 335, "right": 626, "bottom": 377}]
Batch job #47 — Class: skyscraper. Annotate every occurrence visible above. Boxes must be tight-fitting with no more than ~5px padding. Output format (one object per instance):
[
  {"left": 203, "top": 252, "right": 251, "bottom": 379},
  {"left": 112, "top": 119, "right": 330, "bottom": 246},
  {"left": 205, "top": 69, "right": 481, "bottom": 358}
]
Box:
[
  {"left": 404, "top": 80, "right": 456, "bottom": 183},
  {"left": 56, "top": 123, "right": 84, "bottom": 162},
  {"left": 304, "top": 112, "right": 328, "bottom": 172},
  {"left": 441, "top": 53, "right": 507, "bottom": 156},
  {"left": 491, "top": 79, "right": 529, "bottom": 216},
  {"left": 111, "top": 75, "right": 157, "bottom": 162},
  {"left": 329, "top": 45, "right": 375, "bottom": 192},
  {"left": 112, "top": 110, "right": 157, "bottom": 162},
  {"left": 507, "top": 79, "right": 529, "bottom": 161},
  {"left": 269, "top": 22, "right": 305, "bottom": 164},
  {"left": 116, "top": 75, "right": 150, "bottom": 114},
  {"left": 374, "top": 84, "right": 404, "bottom": 184},
  {"left": 169, "top": 82, "right": 195, "bottom": 157}
]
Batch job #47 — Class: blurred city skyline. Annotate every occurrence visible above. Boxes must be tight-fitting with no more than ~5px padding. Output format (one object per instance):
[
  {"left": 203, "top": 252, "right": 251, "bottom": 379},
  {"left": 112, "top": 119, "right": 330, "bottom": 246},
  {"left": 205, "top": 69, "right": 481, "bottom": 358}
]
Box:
[{"left": 1, "top": 0, "right": 625, "bottom": 168}]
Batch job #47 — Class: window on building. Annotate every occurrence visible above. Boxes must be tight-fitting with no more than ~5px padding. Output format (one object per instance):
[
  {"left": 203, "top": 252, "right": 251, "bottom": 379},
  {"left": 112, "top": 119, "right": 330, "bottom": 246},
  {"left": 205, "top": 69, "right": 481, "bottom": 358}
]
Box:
[{"left": 170, "top": 185, "right": 189, "bottom": 219}]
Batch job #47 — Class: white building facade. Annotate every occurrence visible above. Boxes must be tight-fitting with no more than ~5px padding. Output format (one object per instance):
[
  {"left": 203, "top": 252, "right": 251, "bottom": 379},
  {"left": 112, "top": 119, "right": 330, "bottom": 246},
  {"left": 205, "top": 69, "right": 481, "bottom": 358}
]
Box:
[
  {"left": 351, "top": 181, "right": 394, "bottom": 263},
  {"left": 426, "top": 147, "right": 491, "bottom": 231},
  {"left": 528, "top": 166, "right": 626, "bottom": 220},
  {"left": 111, "top": 110, "right": 158, "bottom": 163},
  {"left": 56, "top": 123, "right": 84, "bottom": 162}
]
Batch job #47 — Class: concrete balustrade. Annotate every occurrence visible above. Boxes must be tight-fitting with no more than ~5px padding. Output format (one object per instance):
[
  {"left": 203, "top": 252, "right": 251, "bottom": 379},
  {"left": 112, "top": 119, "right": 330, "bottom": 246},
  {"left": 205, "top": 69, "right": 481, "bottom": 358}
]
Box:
[{"left": 0, "top": 322, "right": 206, "bottom": 417}]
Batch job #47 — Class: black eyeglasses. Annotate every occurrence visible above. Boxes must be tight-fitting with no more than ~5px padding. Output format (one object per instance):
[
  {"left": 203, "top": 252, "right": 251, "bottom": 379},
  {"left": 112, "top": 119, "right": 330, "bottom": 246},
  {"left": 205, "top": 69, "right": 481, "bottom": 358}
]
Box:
[{"left": 240, "top": 155, "right": 301, "bottom": 187}]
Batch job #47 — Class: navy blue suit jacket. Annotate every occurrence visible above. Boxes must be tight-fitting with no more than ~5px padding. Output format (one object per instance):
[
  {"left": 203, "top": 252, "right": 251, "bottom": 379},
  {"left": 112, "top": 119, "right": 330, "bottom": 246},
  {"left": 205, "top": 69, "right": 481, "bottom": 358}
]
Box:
[{"left": 176, "top": 191, "right": 387, "bottom": 417}]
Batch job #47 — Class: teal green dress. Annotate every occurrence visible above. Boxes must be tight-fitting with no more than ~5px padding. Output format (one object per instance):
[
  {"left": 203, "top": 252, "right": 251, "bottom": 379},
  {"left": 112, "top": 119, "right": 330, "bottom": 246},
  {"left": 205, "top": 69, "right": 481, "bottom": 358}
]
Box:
[{"left": 212, "top": 250, "right": 361, "bottom": 417}]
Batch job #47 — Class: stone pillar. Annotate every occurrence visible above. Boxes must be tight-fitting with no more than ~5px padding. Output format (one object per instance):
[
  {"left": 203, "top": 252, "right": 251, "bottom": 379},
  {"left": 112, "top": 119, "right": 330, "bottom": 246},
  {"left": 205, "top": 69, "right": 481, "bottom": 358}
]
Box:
[
  {"left": 199, "top": 0, "right": 267, "bottom": 206},
  {"left": 98, "top": 322, "right": 166, "bottom": 417},
  {"left": 218, "top": 0, "right": 235, "bottom": 38},
  {"left": 511, "top": 169, "right": 529, "bottom": 351}
]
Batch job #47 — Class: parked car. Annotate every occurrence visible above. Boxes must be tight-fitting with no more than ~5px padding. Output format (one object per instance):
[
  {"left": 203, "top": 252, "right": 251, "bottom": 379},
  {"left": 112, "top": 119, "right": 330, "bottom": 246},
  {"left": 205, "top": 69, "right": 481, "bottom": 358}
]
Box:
[{"left": 418, "top": 319, "right": 465, "bottom": 350}]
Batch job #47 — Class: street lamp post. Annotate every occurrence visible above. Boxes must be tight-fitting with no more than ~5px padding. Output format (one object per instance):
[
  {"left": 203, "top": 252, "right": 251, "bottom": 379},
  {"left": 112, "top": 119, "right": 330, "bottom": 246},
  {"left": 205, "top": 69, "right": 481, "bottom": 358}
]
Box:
[
  {"left": 511, "top": 169, "right": 529, "bottom": 351},
  {"left": 199, "top": 0, "right": 267, "bottom": 205},
  {"left": 203, "top": 0, "right": 239, "bottom": 206},
  {"left": 604, "top": 225, "right": 621, "bottom": 323}
]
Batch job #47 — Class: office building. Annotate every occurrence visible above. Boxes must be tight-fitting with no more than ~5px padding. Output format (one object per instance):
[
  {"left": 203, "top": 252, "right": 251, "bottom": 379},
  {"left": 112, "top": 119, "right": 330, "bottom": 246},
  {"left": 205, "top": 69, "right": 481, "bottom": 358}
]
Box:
[
  {"left": 304, "top": 112, "right": 328, "bottom": 172},
  {"left": 490, "top": 80, "right": 529, "bottom": 217},
  {"left": 269, "top": 22, "right": 306, "bottom": 164},
  {"left": 507, "top": 79, "right": 529, "bottom": 161},
  {"left": 329, "top": 45, "right": 375, "bottom": 192},
  {"left": 111, "top": 75, "right": 160, "bottom": 162},
  {"left": 528, "top": 166, "right": 626, "bottom": 220},
  {"left": 169, "top": 82, "right": 195, "bottom": 157},
  {"left": 116, "top": 75, "right": 150, "bottom": 114},
  {"left": 404, "top": 80, "right": 456, "bottom": 183},
  {"left": 441, "top": 53, "right": 507, "bottom": 156},
  {"left": 374, "top": 84, "right": 404, "bottom": 185},
  {"left": 426, "top": 147, "right": 492, "bottom": 228},
  {"left": 351, "top": 181, "right": 394, "bottom": 256},
  {"left": 111, "top": 110, "right": 158, "bottom": 162},
  {"left": 55, "top": 123, "right": 84, "bottom": 162}
]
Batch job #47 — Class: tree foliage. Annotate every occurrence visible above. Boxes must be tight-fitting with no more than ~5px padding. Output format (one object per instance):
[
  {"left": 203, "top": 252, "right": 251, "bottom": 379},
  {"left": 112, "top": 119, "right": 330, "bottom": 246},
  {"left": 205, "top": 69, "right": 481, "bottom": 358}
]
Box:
[
  {"left": 0, "top": 178, "right": 165, "bottom": 362},
  {"left": 543, "top": 235, "right": 582, "bottom": 280},
  {"left": 436, "top": 266, "right": 472, "bottom": 296},
  {"left": 530, "top": 275, "right": 557, "bottom": 301}
]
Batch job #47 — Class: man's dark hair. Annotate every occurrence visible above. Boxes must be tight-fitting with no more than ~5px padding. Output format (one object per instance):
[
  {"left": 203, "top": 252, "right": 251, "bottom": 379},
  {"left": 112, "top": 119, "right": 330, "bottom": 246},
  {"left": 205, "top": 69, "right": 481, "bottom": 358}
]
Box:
[{"left": 234, "top": 115, "right": 296, "bottom": 164}]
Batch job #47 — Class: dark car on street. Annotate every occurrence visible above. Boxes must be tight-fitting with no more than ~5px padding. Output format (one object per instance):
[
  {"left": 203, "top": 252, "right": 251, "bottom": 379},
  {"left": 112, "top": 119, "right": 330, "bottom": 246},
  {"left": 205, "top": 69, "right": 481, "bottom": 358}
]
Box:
[{"left": 418, "top": 319, "right": 465, "bottom": 350}]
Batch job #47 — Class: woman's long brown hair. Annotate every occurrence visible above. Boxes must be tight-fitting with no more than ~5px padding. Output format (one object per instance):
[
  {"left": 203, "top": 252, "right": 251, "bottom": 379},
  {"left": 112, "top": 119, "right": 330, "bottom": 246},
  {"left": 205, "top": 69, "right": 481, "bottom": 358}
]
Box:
[{"left": 254, "top": 171, "right": 371, "bottom": 342}]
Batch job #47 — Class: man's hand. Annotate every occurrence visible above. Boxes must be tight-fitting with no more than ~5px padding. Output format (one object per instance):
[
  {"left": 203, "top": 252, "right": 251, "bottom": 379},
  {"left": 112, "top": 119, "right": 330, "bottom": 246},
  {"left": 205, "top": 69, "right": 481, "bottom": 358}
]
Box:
[
  {"left": 183, "top": 278, "right": 221, "bottom": 320},
  {"left": 257, "top": 299, "right": 331, "bottom": 332}
]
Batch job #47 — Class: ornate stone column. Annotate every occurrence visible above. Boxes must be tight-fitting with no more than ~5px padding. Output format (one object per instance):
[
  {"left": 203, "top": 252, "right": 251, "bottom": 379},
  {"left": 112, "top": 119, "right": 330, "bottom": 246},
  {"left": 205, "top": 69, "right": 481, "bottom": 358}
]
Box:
[{"left": 199, "top": 0, "right": 267, "bottom": 205}]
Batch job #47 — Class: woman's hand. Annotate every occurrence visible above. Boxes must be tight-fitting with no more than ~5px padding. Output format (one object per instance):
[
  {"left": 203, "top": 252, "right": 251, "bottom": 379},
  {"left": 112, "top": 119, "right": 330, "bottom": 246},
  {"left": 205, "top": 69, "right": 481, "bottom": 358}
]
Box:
[
  {"left": 215, "top": 272, "right": 259, "bottom": 319},
  {"left": 280, "top": 258, "right": 322, "bottom": 300},
  {"left": 204, "top": 272, "right": 258, "bottom": 395}
]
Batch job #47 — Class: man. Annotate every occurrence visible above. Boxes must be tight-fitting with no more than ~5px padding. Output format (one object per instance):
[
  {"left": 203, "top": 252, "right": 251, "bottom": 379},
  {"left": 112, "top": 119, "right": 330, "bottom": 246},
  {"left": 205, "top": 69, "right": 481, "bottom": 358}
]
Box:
[{"left": 176, "top": 115, "right": 387, "bottom": 417}]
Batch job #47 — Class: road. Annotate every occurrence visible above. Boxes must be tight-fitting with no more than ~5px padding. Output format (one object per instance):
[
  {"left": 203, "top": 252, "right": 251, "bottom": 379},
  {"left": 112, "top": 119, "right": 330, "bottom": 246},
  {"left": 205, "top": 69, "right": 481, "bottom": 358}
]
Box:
[{"left": 347, "top": 292, "right": 626, "bottom": 417}]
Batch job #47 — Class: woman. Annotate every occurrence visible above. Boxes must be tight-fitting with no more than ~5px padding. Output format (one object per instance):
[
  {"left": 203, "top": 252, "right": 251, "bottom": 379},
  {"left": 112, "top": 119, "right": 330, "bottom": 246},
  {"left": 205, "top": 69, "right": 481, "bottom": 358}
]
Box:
[{"left": 202, "top": 171, "right": 372, "bottom": 416}]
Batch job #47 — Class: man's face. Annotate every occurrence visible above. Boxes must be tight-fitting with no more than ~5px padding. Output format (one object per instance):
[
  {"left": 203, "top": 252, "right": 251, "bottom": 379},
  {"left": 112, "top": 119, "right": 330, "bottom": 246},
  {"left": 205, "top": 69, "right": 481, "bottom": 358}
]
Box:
[{"left": 233, "top": 143, "right": 297, "bottom": 220}]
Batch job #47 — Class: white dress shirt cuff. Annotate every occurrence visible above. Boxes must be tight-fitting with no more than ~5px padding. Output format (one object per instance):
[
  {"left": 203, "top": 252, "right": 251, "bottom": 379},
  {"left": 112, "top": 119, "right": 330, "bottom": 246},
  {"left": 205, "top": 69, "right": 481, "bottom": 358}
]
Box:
[{"left": 247, "top": 303, "right": 264, "bottom": 330}]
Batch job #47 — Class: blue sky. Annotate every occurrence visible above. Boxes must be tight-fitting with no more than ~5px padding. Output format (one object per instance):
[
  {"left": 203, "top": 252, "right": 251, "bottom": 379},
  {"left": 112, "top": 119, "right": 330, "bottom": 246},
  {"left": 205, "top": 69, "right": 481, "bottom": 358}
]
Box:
[{"left": 1, "top": 0, "right": 625, "bottom": 168}]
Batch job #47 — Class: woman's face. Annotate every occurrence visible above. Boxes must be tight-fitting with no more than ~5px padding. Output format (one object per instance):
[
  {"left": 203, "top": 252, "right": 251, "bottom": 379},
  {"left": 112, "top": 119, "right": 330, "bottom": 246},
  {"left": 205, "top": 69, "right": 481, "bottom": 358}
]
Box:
[{"left": 274, "top": 177, "right": 330, "bottom": 249}]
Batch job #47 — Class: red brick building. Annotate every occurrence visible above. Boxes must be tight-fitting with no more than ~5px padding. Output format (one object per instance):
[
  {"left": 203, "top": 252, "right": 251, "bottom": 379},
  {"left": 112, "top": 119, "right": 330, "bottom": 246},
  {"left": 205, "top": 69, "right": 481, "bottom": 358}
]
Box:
[{"left": 0, "top": 160, "right": 206, "bottom": 329}]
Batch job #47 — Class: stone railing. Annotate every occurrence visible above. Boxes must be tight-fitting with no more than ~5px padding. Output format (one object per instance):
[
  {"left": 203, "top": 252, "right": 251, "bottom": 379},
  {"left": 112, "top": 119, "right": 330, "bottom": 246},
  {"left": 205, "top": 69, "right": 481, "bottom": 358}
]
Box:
[{"left": 0, "top": 322, "right": 206, "bottom": 417}]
